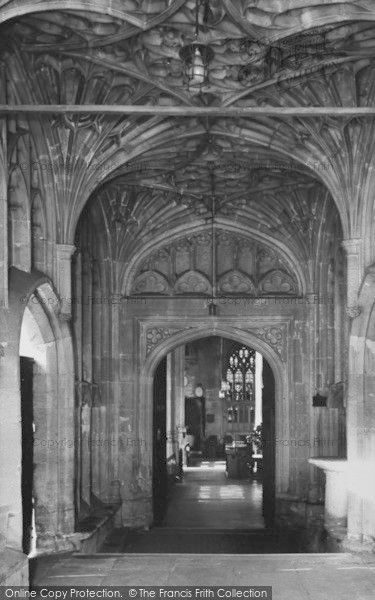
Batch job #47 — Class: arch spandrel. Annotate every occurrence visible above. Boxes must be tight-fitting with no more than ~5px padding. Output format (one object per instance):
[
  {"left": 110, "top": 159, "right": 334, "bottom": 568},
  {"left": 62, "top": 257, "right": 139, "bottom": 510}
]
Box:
[{"left": 138, "top": 317, "right": 291, "bottom": 375}]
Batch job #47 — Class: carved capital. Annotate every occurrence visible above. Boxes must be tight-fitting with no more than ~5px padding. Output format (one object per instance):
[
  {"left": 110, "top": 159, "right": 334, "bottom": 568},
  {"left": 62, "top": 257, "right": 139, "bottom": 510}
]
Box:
[
  {"left": 58, "top": 311, "right": 71, "bottom": 322},
  {"left": 56, "top": 243, "right": 76, "bottom": 261},
  {"left": 111, "top": 293, "right": 123, "bottom": 305},
  {"left": 341, "top": 238, "right": 361, "bottom": 256},
  {"left": 56, "top": 243, "right": 76, "bottom": 319},
  {"left": 345, "top": 305, "right": 361, "bottom": 319}
]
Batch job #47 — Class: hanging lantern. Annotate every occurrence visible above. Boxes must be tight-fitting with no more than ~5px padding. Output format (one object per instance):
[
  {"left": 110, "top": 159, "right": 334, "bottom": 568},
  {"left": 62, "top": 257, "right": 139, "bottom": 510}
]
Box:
[
  {"left": 179, "top": 42, "right": 214, "bottom": 89},
  {"left": 179, "top": 0, "right": 214, "bottom": 90}
]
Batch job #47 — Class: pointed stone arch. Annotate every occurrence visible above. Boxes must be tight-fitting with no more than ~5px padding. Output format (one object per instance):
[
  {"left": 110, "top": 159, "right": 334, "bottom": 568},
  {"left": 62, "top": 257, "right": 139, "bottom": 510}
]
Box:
[
  {"left": 124, "top": 316, "right": 292, "bottom": 526},
  {"left": 0, "top": 268, "right": 75, "bottom": 556}
]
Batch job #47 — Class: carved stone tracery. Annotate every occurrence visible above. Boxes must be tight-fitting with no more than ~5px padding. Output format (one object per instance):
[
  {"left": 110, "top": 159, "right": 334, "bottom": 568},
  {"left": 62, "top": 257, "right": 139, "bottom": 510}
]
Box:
[
  {"left": 131, "top": 230, "right": 299, "bottom": 297},
  {"left": 146, "top": 326, "right": 194, "bottom": 356},
  {"left": 144, "top": 322, "right": 287, "bottom": 361},
  {"left": 236, "top": 325, "right": 287, "bottom": 360}
]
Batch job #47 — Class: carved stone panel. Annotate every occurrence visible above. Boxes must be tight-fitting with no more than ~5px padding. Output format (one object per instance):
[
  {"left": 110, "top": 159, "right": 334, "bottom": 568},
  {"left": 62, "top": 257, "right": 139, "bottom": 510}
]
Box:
[
  {"left": 142, "top": 320, "right": 289, "bottom": 363},
  {"left": 133, "top": 271, "right": 171, "bottom": 295},
  {"left": 145, "top": 326, "right": 194, "bottom": 356},
  {"left": 217, "top": 271, "right": 255, "bottom": 295},
  {"left": 259, "top": 270, "right": 297, "bottom": 294},
  {"left": 234, "top": 324, "right": 288, "bottom": 361},
  {"left": 130, "top": 230, "right": 298, "bottom": 297}
]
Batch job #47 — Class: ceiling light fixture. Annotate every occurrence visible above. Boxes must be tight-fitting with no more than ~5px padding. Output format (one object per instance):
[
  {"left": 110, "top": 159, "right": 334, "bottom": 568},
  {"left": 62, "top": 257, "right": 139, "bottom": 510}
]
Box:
[{"left": 179, "top": 0, "right": 214, "bottom": 90}]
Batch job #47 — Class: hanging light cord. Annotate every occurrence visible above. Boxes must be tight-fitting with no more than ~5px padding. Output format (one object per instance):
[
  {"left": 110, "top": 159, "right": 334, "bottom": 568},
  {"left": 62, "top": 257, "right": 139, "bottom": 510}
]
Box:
[
  {"left": 195, "top": 0, "right": 199, "bottom": 39},
  {"left": 210, "top": 167, "right": 216, "bottom": 302},
  {"left": 196, "top": 0, "right": 210, "bottom": 39}
]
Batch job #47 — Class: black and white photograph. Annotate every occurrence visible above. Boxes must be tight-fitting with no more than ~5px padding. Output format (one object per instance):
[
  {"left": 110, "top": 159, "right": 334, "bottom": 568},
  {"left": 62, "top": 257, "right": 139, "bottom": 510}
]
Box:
[{"left": 0, "top": 1, "right": 375, "bottom": 598}]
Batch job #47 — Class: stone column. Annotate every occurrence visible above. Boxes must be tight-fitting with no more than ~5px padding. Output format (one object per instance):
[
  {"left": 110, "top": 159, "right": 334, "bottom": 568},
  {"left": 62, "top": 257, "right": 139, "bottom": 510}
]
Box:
[
  {"left": 255, "top": 351, "right": 263, "bottom": 427},
  {"left": 341, "top": 239, "right": 362, "bottom": 316},
  {"left": 0, "top": 131, "right": 7, "bottom": 307},
  {"left": 108, "top": 292, "right": 122, "bottom": 505},
  {"left": 56, "top": 244, "right": 76, "bottom": 320},
  {"left": 343, "top": 255, "right": 375, "bottom": 546},
  {"left": 0, "top": 62, "right": 8, "bottom": 308},
  {"left": 0, "top": 347, "right": 22, "bottom": 550},
  {"left": 172, "top": 347, "right": 186, "bottom": 464},
  {"left": 81, "top": 249, "right": 93, "bottom": 382}
]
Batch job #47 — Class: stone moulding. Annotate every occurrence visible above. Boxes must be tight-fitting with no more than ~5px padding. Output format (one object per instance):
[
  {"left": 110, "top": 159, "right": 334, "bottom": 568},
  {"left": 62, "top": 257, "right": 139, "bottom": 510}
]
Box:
[{"left": 142, "top": 319, "right": 289, "bottom": 362}]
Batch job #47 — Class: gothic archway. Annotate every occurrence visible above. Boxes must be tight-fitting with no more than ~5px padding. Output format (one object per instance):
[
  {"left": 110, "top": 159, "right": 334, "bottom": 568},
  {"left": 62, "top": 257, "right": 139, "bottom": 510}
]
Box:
[
  {"left": 0, "top": 269, "right": 75, "bottom": 554},
  {"left": 134, "top": 317, "right": 290, "bottom": 526},
  {"left": 151, "top": 335, "right": 276, "bottom": 530}
]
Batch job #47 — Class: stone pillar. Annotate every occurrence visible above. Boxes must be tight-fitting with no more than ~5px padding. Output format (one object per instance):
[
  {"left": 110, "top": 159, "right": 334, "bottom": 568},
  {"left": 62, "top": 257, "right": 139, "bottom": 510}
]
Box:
[
  {"left": 172, "top": 347, "right": 186, "bottom": 463},
  {"left": 0, "top": 344, "right": 28, "bottom": 584},
  {"left": 82, "top": 249, "right": 93, "bottom": 381},
  {"left": 0, "top": 348, "right": 22, "bottom": 551},
  {"left": 0, "top": 61, "right": 8, "bottom": 308},
  {"left": 255, "top": 351, "right": 263, "bottom": 427},
  {"left": 91, "top": 262, "right": 102, "bottom": 500},
  {"left": 108, "top": 292, "right": 122, "bottom": 505},
  {"left": 166, "top": 353, "right": 173, "bottom": 460},
  {"left": 56, "top": 244, "right": 76, "bottom": 320},
  {"left": 342, "top": 239, "right": 361, "bottom": 315},
  {"left": 344, "top": 263, "right": 375, "bottom": 546},
  {"left": 166, "top": 350, "right": 184, "bottom": 469},
  {"left": 0, "top": 116, "right": 7, "bottom": 308}
]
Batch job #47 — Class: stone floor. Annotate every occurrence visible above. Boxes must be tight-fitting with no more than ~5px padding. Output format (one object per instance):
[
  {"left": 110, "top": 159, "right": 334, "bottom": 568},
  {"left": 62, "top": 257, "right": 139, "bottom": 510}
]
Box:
[
  {"left": 101, "top": 460, "right": 273, "bottom": 553},
  {"left": 30, "top": 462, "right": 375, "bottom": 597},
  {"left": 100, "top": 528, "right": 294, "bottom": 554},
  {"left": 163, "top": 461, "right": 264, "bottom": 529},
  {"left": 31, "top": 552, "right": 375, "bottom": 599}
]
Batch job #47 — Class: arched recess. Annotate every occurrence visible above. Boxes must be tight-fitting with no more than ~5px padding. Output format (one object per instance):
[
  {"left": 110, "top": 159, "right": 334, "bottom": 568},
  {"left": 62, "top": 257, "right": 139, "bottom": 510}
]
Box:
[
  {"left": 135, "top": 319, "right": 290, "bottom": 525},
  {"left": 8, "top": 164, "right": 31, "bottom": 271},
  {"left": 122, "top": 223, "right": 306, "bottom": 297},
  {"left": 0, "top": 268, "right": 75, "bottom": 554}
]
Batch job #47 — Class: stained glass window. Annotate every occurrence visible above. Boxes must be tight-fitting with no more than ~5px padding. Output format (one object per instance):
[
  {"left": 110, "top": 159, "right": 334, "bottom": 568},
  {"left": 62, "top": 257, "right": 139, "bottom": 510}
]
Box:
[{"left": 224, "top": 345, "right": 255, "bottom": 424}]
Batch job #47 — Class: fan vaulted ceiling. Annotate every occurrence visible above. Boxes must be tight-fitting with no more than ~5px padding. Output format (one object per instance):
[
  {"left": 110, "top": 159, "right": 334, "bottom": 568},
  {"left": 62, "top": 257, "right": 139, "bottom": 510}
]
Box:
[{"left": 3, "top": 0, "right": 375, "bottom": 275}]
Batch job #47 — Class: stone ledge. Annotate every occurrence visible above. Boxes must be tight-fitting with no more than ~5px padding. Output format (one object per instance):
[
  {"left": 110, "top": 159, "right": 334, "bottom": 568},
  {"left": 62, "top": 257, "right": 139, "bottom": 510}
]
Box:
[
  {"left": 34, "top": 504, "right": 121, "bottom": 556},
  {"left": 309, "top": 457, "right": 348, "bottom": 472},
  {"left": 74, "top": 504, "right": 122, "bottom": 553},
  {"left": 341, "top": 535, "right": 375, "bottom": 554},
  {"left": 0, "top": 548, "right": 29, "bottom": 585}
]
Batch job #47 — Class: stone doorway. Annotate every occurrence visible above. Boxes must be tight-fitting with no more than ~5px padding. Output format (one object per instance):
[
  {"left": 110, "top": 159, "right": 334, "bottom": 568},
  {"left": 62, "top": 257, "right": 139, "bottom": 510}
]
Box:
[
  {"left": 17, "top": 280, "right": 75, "bottom": 553},
  {"left": 20, "top": 356, "right": 35, "bottom": 555},
  {"left": 136, "top": 317, "right": 288, "bottom": 530},
  {"left": 150, "top": 335, "right": 276, "bottom": 532},
  {"left": 19, "top": 291, "right": 61, "bottom": 553}
]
